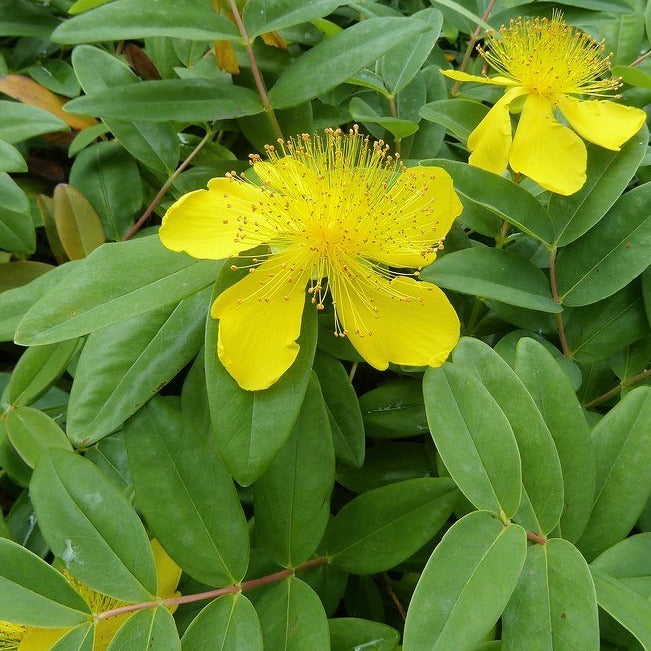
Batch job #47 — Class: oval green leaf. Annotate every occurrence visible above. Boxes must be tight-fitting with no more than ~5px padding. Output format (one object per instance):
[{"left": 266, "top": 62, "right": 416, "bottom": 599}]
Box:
[
  {"left": 423, "top": 247, "right": 560, "bottom": 313},
  {"left": 403, "top": 511, "right": 527, "bottom": 651},
  {"left": 326, "top": 477, "right": 458, "bottom": 574},
  {"left": 423, "top": 364, "right": 522, "bottom": 518},
  {"left": 0, "top": 537, "right": 91, "bottom": 627},
  {"left": 30, "top": 448, "right": 157, "bottom": 602},
  {"left": 125, "top": 398, "right": 249, "bottom": 586},
  {"left": 181, "top": 594, "right": 263, "bottom": 651},
  {"left": 502, "top": 539, "right": 599, "bottom": 650}
]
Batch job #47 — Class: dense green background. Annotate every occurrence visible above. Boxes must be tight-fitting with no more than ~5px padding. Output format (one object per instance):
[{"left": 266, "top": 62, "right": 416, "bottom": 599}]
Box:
[{"left": 0, "top": 0, "right": 650, "bottom": 649}]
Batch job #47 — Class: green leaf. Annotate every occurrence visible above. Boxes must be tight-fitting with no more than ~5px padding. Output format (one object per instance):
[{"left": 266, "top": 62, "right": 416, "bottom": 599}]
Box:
[
  {"left": 419, "top": 98, "right": 489, "bottom": 143},
  {"left": 577, "top": 387, "right": 651, "bottom": 561},
  {"left": 329, "top": 618, "right": 400, "bottom": 651},
  {"left": 6, "top": 339, "right": 80, "bottom": 406},
  {"left": 502, "top": 539, "right": 599, "bottom": 650},
  {"left": 0, "top": 420, "right": 32, "bottom": 487},
  {"left": 205, "top": 266, "right": 317, "bottom": 487},
  {"left": 68, "top": 141, "right": 142, "bottom": 240},
  {"left": 66, "top": 288, "right": 208, "bottom": 446},
  {"left": 421, "top": 159, "right": 555, "bottom": 245},
  {"left": 381, "top": 9, "right": 443, "bottom": 94},
  {"left": 0, "top": 0, "right": 59, "bottom": 38},
  {"left": 336, "top": 442, "right": 430, "bottom": 494},
  {"left": 557, "top": 182, "right": 651, "bottom": 306},
  {"left": 28, "top": 60, "right": 80, "bottom": 98},
  {"left": 326, "top": 478, "right": 458, "bottom": 574},
  {"left": 65, "top": 80, "right": 263, "bottom": 122},
  {"left": 107, "top": 606, "right": 180, "bottom": 651},
  {"left": 71, "top": 45, "right": 180, "bottom": 174},
  {"left": 451, "top": 337, "right": 564, "bottom": 535},
  {"left": 0, "top": 173, "right": 35, "bottom": 255},
  {"left": 255, "top": 577, "right": 329, "bottom": 651},
  {"left": 181, "top": 594, "right": 263, "bottom": 651},
  {"left": 349, "top": 97, "right": 419, "bottom": 140},
  {"left": 313, "top": 353, "right": 364, "bottom": 468},
  {"left": 68, "top": 124, "right": 109, "bottom": 157},
  {"left": 591, "top": 570, "right": 651, "bottom": 650},
  {"left": 514, "top": 338, "right": 595, "bottom": 542},
  {"left": 403, "top": 511, "right": 526, "bottom": 650},
  {"left": 591, "top": 532, "right": 651, "bottom": 583},
  {"left": 52, "top": 0, "right": 239, "bottom": 43},
  {"left": 0, "top": 262, "right": 78, "bottom": 342},
  {"left": 243, "top": 0, "right": 344, "bottom": 38},
  {"left": 549, "top": 125, "right": 648, "bottom": 246},
  {"left": 125, "top": 398, "right": 249, "bottom": 586},
  {"left": 268, "top": 17, "right": 429, "bottom": 109},
  {"left": 50, "top": 624, "right": 95, "bottom": 651},
  {"left": 15, "top": 236, "right": 219, "bottom": 346},
  {"left": 423, "top": 364, "right": 522, "bottom": 517},
  {"left": 565, "top": 283, "right": 648, "bottom": 364},
  {"left": 425, "top": 247, "right": 560, "bottom": 312},
  {"left": 430, "top": 0, "right": 491, "bottom": 30},
  {"left": 358, "top": 379, "right": 427, "bottom": 440},
  {"left": 30, "top": 449, "right": 157, "bottom": 602},
  {"left": 4, "top": 407, "right": 72, "bottom": 467},
  {"left": 254, "top": 376, "right": 334, "bottom": 568},
  {"left": 0, "top": 100, "right": 68, "bottom": 144},
  {"left": 0, "top": 140, "right": 27, "bottom": 173},
  {"left": 0, "top": 537, "right": 91, "bottom": 626}
]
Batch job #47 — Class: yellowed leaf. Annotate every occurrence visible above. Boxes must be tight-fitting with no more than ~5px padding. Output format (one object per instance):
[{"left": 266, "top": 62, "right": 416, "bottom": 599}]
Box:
[
  {"left": 0, "top": 261, "right": 54, "bottom": 293},
  {"left": 53, "top": 184, "right": 106, "bottom": 260},
  {"left": 214, "top": 39, "right": 240, "bottom": 74},
  {"left": 0, "top": 75, "right": 98, "bottom": 131},
  {"left": 261, "top": 31, "right": 287, "bottom": 49},
  {"left": 37, "top": 194, "right": 68, "bottom": 264}
]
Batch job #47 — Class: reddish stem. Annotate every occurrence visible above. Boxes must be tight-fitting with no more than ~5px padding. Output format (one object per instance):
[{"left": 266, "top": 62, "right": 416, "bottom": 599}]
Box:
[
  {"left": 95, "top": 556, "right": 328, "bottom": 621},
  {"left": 526, "top": 531, "right": 547, "bottom": 545}
]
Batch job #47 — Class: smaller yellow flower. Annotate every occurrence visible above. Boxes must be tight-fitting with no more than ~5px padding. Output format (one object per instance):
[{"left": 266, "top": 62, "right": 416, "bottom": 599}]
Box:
[
  {"left": 0, "top": 541, "right": 181, "bottom": 651},
  {"left": 442, "top": 12, "right": 647, "bottom": 195}
]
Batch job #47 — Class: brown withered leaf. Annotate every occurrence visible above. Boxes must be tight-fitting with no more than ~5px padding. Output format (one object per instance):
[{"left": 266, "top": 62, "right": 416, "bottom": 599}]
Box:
[
  {"left": 123, "top": 43, "right": 162, "bottom": 80},
  {"left": 0, "top": 75, "right": 98, "bottom": 131}
]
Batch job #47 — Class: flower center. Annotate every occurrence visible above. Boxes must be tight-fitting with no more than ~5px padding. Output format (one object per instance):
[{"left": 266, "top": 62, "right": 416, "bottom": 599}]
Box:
[
  {"left": 0, "top": 621, "right": 26, "bottom": 650},
  {"left": 479, "top": 12, "right": 620, "bottom": 98}
]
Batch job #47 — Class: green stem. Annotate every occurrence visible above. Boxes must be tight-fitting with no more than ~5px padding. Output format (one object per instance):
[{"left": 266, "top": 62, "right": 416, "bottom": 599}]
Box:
[
  {"left": 95, "top": 556, "right": 328, "bottom": 621},
  {"left": 227, "top": 0, "right": 283, "bottom": 141},
  {"left": 451, "top": 0, "right": 497, "bottom": 96},
  {"left": 122, "top": 128, "right": 213, "bottom": 241},
  {"left": 583, "top": 367, "right": 651, "bottom": 409},
  {"left": 548, "top": 247, "right": 570, "bottom": 359},
  {"left": 387, "top": 95, "right": 401, "bottom": 155}
]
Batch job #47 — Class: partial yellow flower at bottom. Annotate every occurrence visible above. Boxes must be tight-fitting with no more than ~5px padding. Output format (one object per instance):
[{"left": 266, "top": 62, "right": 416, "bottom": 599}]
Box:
[
  {"left": 0, "top": 541, "right": 181, "bottom": 651},
  {"left": 442, "top": 12, "right": 646, "bottom": 195},
  {"left": 160, "top": 127, "right": 462, "bottom": 391}
]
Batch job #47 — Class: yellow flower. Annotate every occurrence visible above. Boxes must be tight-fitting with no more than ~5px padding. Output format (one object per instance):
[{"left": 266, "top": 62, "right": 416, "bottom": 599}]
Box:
[
  {"left": 0, "top": 541, "right": 181, "bottom": 651},
  {"left": 160, "top": 127, "right": 462, "bottom": 391},
  {"left": 442, "top": 12, "right": 647, "bottom": 195}
]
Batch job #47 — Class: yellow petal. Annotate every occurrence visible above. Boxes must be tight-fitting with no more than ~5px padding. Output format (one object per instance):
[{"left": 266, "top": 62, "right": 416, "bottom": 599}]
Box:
[
  {"left": 362, "top": 166, "right": 463, "bottom": 268},
  {"left": 557, "top": 95, "right": 647, "bottom": 151},
  {"left": 159, "top": 178, "right": 270, "bottom": 260},
  {"left": 152, "top": 540, "right": 182, "bottom": 599},
  {"left": 468, "top": 86, "right": 528, "bottom": 175},
  {"left": 211, "top": 249, "right": 310, "bottom": 391},
  {"left": 331, "top": 263, "right": 460, "bottom": 370},
  {"left": 510, "top": 94, "right": 586, "bottom": 195},
  {"left": 441, "top": 70, "right": 516, "bottom": 86},
  {"left": 19, "top": 627, "right": 68, "bottom": 650}
]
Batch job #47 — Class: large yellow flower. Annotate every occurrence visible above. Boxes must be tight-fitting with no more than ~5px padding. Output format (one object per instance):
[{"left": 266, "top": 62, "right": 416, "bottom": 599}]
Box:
[
  {"left": 1, "top": 541, "right": 181, "bottom": 651},
  {"left": 443, "top": 13, "right": 647, "bottom": 195},
  {"left": 160, "top": 127, "right": 462, "bottom": 391}
]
